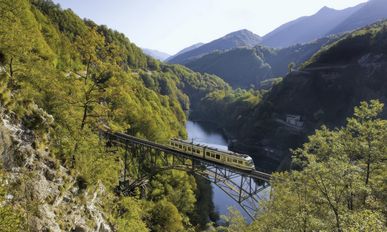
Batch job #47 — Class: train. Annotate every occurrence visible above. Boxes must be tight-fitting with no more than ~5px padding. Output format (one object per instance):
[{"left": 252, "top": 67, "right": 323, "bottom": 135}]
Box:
[{"left": 168, "top": 138, "right": 255, "bottom": 170}]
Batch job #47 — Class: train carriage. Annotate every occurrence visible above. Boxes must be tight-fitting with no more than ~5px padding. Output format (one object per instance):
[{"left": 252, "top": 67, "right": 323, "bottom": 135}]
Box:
[{"left": 169, "top": 139, "right": 255, "bottom": 170}]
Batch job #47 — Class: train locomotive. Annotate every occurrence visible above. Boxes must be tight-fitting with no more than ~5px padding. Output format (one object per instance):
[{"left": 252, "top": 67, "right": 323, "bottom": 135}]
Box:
[{"left": 169, "top": 138, "right": 255, "bottom": 170}]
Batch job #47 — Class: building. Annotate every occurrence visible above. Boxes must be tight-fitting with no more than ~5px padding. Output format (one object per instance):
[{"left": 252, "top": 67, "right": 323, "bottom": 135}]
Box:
[{"left": 286, "top": 114, "right": 304, "bottom": 128}]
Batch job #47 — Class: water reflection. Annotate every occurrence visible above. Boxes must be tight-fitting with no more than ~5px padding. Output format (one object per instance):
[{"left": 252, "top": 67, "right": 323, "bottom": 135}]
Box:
[{"left": 186, "top": 121, "right": 251, "bottom": 222}]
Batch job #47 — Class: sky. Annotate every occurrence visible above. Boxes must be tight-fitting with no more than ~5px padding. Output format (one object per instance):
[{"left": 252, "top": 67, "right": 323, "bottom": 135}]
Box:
[{"left": 52, "top": 0, "right": 368, "bottom": 55}]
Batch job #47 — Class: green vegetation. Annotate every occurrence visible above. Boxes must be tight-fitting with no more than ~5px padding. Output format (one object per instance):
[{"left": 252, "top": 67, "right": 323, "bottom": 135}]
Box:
[
  {"left": 1, "top": 0, "right": 386, "bottom": 231},
  {"left": 224, "top": 100, "right": 387, "bottom": 231},
  {"left": 191, "top": 88, "right": 263, "bottom": 134},
  {"left": 192, "top": 20, "right": 387, "bottom": 169},
  {"left": 186, "top": 37, "right": 336, "bottom": 88},
  {"left": 304, "top": 21, "right": 387, "bottom": 67},
  {"left": 0, "top": 0, "right": 228, "bottom": 230}
]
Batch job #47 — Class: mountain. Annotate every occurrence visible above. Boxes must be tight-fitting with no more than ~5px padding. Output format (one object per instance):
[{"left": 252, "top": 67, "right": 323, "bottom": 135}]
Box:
[
  {"left": 142, "top": 48, "right": 170, "bottom": 61},
  {"left": 192, "top": 20, "right": 387, "bottom": 168},
  {"left": 261, "top": 4, "right": 364, "bottom": 48},
  {"left": 185, "top": 37, "right": 336, "bottom": 88},
  {"left": 240, "top": 21, "right": 387, "bottom": 157},
  {"left": 166, "top": 43, "right": 204, "bottom": 61},
  {"left": 329, "top": 0, "right": 387, "bottom": 35},
  {"left": 261, "top": 0, "right": 387, "bottom": 48},
  {"left": 168, "top": 29, "right": 262, "bottom": 64}
]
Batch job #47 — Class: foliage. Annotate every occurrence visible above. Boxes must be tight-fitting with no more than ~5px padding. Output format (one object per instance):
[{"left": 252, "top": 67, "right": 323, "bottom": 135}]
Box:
[
  {"left": 246, "top": 100, "right": 387, "bottom": 231},
  {"left": 147, "top": 199, "right": 185, "bottom": 232},
  {"left": 304, "top": 21, "right": 387, "bottom": 67},
  {"left": 191, "top": 88, "right": 263, "bottom": 134},
  {"left": 149, "top": 170, "right": 197, "bottom": 225},
  {"left": 0, "top": 0, "right": 230, "bottom": 230},
  {"left": 114, "top": 197, "right": 149, "bottom": 232}
]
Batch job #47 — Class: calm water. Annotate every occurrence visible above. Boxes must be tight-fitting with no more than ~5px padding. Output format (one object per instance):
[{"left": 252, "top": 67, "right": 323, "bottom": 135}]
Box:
[{"left": 186, "top": 121, "right": 251, "bottom": 221}]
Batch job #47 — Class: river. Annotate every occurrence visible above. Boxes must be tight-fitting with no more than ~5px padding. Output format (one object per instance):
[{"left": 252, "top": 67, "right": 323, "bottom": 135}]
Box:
[{"left": 186, "top": 120, "right": 262, "bottom": 222}]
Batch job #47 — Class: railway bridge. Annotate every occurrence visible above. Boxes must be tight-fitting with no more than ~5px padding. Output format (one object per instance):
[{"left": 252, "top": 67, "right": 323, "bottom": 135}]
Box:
[{"left": 100, "top": 130, "right": 272, "bottom": 219}]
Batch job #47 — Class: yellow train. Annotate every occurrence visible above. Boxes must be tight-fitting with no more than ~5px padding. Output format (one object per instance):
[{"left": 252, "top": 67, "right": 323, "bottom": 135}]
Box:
[{"left": 169, "top": 138, "right": 255, "bottom": 170}]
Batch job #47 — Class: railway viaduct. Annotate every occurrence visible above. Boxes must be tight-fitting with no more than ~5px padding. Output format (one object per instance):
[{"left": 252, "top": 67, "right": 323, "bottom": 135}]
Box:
[{"left": 100, "top": 130, "right": 272, "bottom": 219}]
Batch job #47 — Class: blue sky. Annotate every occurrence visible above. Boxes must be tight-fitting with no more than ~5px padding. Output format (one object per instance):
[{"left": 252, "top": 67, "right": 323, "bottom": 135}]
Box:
[{"left": 52, "top": 0, "right": 368, "bottom": 55}]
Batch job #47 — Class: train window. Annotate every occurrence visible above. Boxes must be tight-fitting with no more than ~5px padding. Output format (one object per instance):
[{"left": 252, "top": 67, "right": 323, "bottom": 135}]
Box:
[
  {"left": 238, "top": 160, "right": 243, "bottom": 164},
  {"left": 233, "top": 159, "right": 237, "bottom": 163},
  {"left": 206, "top": 152, "right": 210, "bottom": 156},
  {"left": 188, "top": 147, "right": 191, "bottom": 151},
  {"left": 179, "top": 145, "right": 182, "bottom": 149},
  {"left": 216, "top": 154, "right": 220, "bottom": 159}
]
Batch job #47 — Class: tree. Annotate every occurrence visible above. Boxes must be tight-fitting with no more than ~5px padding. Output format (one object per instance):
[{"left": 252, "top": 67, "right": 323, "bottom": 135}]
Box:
[
  {"left": 148, "top": 199, "right": 185, "bottom": 232},
  {"left": 288, "top": 62, "right": 295, "bottom": 73},
  {"left": 0, "top": 0, "right": 53, "bottom": 87},
  {"left": 248, "top": 100, "right": 386, "bottom": 232}
]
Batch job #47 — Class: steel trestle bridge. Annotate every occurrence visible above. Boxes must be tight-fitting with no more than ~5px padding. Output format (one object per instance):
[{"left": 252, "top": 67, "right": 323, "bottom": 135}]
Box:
[{"left": 100, "top": 130, "right": 271, "bottom": 219}]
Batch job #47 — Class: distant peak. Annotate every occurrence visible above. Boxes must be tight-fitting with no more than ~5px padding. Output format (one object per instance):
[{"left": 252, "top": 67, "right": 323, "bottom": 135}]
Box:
[
  {"left": 317, "top": 6, "right": 335, "bottom": 13},
  {"left": 224, "top": 29, "right": 261, "bottom": 38},
  {"left": 227, "top": 29, "right": 253, "bottom": 35}
]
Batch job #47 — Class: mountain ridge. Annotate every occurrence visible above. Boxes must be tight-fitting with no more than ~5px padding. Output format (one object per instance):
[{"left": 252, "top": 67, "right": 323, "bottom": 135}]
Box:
[
  {"left": 142, "top": 48, "right": 170, "bottom": 61},
  {"left": 168, "top": 29, "right": 261, "bottom": 64},
  {"left": 166, "top": 42, "right": 204, "bottom": 62},
  {"left": 185, "top": 37, "right": 337, "bottom": 88},
  {"left": 261, "top": 3, "right": 365, "bottom": 48}
]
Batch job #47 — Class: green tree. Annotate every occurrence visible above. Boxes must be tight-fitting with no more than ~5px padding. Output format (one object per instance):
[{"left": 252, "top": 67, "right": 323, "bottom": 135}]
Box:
[
  {"left": 148, "top": 199, "right": 185, "bottom": 232},
  {"left": 248, "top": 100, "right": 387, "bottom": 232}
]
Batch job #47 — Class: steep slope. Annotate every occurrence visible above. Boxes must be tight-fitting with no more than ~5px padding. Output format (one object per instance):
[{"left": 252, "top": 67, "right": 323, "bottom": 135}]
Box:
[
  {"left": 168, "top": 29, "right": 261, "bottom": 64},
  {"left": 186, "top": 37, "right": 335, "bottom": 88},
  {"left": 185, "top": 48, "right": 270, "bottom": 89},
  {"left": 166, "top": 42, "right": 204, "bottom": 62},
  {"left": 142, "top": 48, "right": 170, "bottom": 61},
  {"left": 0, "top": 0, "right": 229, "bottom": 230},
  {"left": 329, "top": 0, "right": 387, "bottom": 35},
  {"left": 192, "top": 21, "right": 387, "bottom": 169},
  {"left": 241, "top": 20, "right": 387, "bottom": 160},
  {"left": 261, "top": 4, "right": 364, "bottom": 48}
]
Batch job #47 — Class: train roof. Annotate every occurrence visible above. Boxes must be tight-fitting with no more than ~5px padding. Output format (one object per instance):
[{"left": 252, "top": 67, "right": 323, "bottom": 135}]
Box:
[{"left": 171, "top": 138, "right": 252, "bottom": 160}]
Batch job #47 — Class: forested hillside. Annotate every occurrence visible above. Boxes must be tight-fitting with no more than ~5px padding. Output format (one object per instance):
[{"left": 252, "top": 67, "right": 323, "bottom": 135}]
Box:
[
  {"left": 1, "top": 0, "right": 386, "bottom": 231},
  {"left": 0, "top": 0, "right": 229, "bottom": 230},
  {"left": 231, "top": 100, "right": 387, "bottom": 231},
  {"left": 185, "top": 37, "right": 335, "bottom": 88},
  {"left": 192, "top": 20, "right": 387, "bottom": 169}
]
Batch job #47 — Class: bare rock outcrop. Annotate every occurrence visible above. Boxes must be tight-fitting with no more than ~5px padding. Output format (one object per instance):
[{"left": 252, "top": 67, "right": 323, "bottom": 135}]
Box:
[{"left": 0, "top": 109, "right": 111, "bottom": 232}]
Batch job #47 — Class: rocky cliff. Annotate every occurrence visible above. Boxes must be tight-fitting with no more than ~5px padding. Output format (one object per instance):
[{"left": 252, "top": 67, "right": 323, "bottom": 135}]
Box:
[{"left": 0, "top": 108, "right": 111, "bottom": 231}]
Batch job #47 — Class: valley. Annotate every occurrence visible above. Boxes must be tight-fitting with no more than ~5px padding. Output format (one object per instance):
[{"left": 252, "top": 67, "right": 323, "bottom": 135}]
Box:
[{"left": 0, "top": 0, "right": 386, "bottom": 231}]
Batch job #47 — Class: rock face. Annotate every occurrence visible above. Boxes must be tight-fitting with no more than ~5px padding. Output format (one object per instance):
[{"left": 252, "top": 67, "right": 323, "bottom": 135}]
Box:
[{"left": 0, "top": 109, "right": 112, "bottom": 232}]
